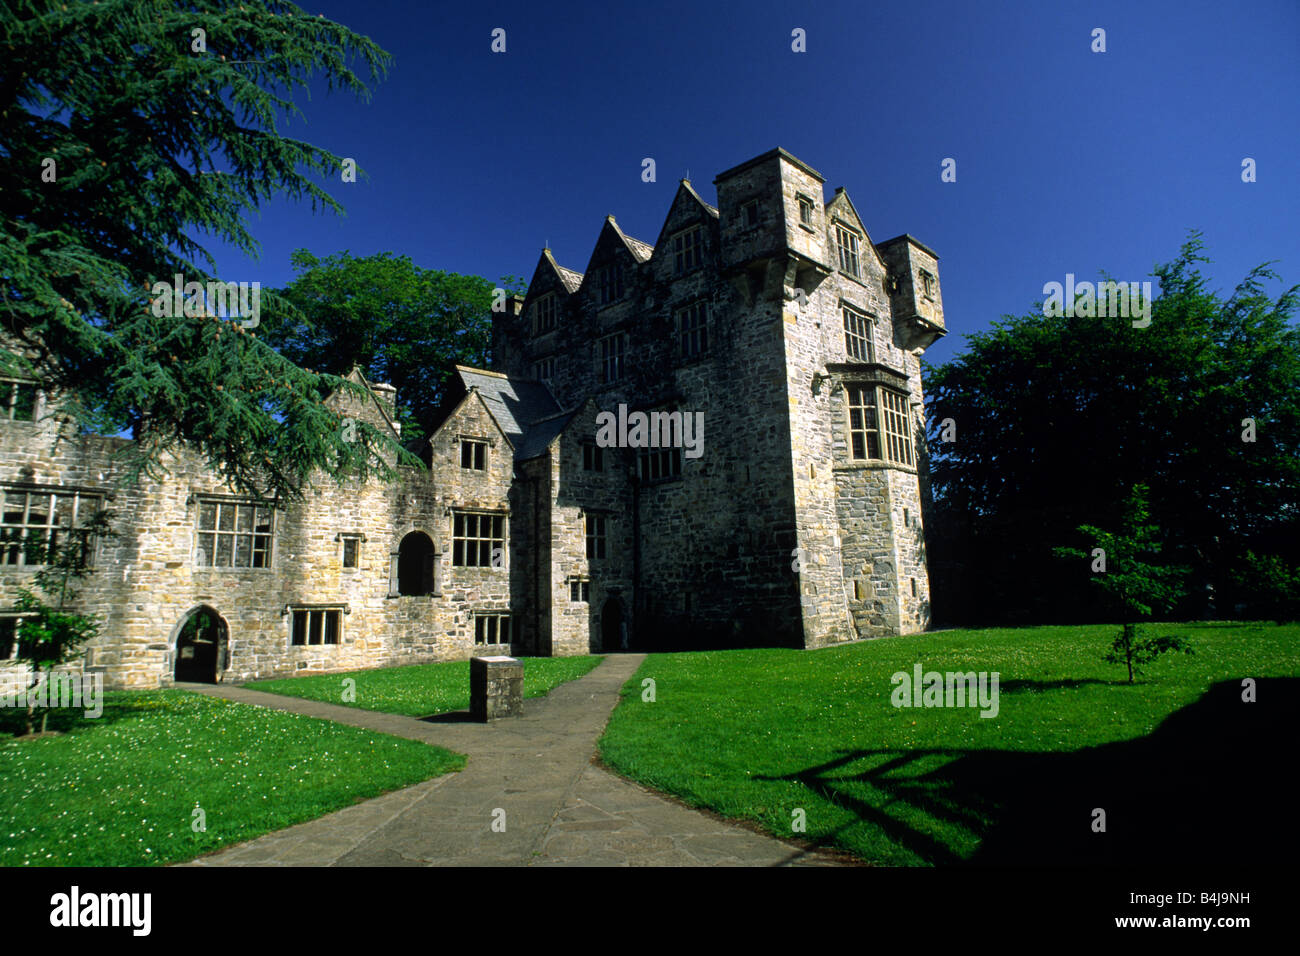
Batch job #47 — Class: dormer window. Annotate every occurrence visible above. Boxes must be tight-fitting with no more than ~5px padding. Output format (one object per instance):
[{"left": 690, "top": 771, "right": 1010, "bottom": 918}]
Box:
[
  {"left": 598, "top": 333, "right": 626, "bottom": 384},
  {"left": 460, "top": 439, "right": 487, "bottom": 471},
  {"left": 672, "top": 227, "right": 704, "bottom": 276},
  {"left": 534, "top": 294, "right": 557, "bottom": 334},
  {"left": 835, "top": 224, "right": 861, "bottom": 278},
  {"left": 599, "top": 264, "right": 626, "bottom": 305}
]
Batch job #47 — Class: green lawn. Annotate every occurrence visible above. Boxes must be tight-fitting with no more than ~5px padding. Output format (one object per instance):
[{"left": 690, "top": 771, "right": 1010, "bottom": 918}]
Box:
[
  {"left": 599, "top": 622, "right": 1300, "bottom": 866},
  {"left": 0, "top": 690, "right": 464, "bottom": 866},
  {"left": 245, "top": 655, "right": 604, "bottom": 716}
]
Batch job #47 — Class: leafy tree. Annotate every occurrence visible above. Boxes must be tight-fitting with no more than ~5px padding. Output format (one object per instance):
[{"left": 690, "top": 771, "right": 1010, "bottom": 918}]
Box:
[
  {"left": 925, "top": 234, "right": 1300, "bottom": 626},
  {"left": 0, "top": 0, "right": 410, "bottom": 501},
  {"left": 1231, "top": 551, "right": 1300, "bottom": 621},
  {"left": 10, "top": 509, "right": 116, "bottom": 735},
  {"left": 1055, "top": 484, "right": 1193, "bottom": 683},
  {"left": 261, "top": 250, "right": 523, "bottom": 442}
]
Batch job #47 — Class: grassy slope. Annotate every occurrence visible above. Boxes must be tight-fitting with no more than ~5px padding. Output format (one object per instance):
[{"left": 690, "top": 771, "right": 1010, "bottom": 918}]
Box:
[
  {"left": 0, "top": 691, "right": 464, "bottom": 866},
  {"left": 245, "top": 655, "right": 604, "bottom": 716},
  {"left": 599, "top": 622, "right": 1300, "bottom": 865}
]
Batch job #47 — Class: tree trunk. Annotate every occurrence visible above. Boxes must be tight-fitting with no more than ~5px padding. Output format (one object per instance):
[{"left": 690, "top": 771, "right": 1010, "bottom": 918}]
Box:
[{"left": 23, "top": 672, "right": 40, "bottom": 736}]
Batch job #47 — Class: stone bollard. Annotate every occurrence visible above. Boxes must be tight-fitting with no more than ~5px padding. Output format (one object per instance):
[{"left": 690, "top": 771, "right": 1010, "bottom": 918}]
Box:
[{"left": 470, "top": 656, "right": 523, "bottom": 722}]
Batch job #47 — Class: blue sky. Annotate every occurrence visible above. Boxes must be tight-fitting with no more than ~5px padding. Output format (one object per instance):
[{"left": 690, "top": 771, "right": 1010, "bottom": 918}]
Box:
[{"left": 209, "top": 0, "right": 1300, "bottom": 367}]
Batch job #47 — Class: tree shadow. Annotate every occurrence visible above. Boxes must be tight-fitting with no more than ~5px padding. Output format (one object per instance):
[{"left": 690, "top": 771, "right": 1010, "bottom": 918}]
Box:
[
  {"left": 997, "top": 678, "right": 1114, "bottom": 693},
  {"left": 759, "top": 678, "right": 1295, "bottom": 864},
  {"left": 0, "top": 690, "right": 177, "bottom": 738}
]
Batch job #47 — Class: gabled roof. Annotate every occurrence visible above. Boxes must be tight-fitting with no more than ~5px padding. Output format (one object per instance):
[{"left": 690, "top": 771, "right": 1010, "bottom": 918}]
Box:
[
  {"left": 528, "top": 247, "right": 583, "bottom": 297},
  {"left": 681, "top": 179, "right": 720, "bottom": 218},
  {"left": 826, "top": 188, "right": 886, "bottom": 273},
  {"left": 553, "top": 262, "right": 584, "bottom": 293},
  {"left": 515, "top": 407, "right": 578, "bottom": 460},
  {"left": 450, "top": 365, "right": 562, "bottom": 459},
  {"left": 623, "top": 233, "right": 655, "bottom": 262},
  {"left": 338, "top": 365, "right": 402, "bottom": 441},
  {"left": 580, "top": 216, "right": 654, "bottom": 282},
  {"left": 651, "top": 179, "right": 720, "bottom": 251}
]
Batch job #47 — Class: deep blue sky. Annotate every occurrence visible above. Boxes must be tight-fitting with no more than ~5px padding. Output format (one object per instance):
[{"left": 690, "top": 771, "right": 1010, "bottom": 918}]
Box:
[{"left": 209, "top": 0, "right": 1300, "bottom": 367}]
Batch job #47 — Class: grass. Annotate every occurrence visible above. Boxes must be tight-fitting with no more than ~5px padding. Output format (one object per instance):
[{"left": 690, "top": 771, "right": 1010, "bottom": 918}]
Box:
[
  {"left": 0, "top": 690, "right": 464, "bottom": 866},
  {"left": 245, "top": 654, "right": 604, "bottom": 716},
  {"left": 599, "top": 621, "right": 1300, "bottom": 866}
]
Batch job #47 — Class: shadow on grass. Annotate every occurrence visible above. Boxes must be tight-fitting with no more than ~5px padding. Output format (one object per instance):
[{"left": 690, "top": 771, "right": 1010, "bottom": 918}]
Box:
[
  {"left": 761, "top": 678, "right": 1296, "bottom": 865},
  {"left": 0, "top": 693, "right": 160, "bottom": 739},
  {"left": 997, "top": 678, "right": 1114, "bottom": 693}
]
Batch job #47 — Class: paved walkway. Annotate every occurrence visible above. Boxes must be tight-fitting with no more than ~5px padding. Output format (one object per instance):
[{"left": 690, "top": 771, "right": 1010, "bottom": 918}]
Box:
[{"left": 178, "top": 655, "right": 844, "bottom": 866}]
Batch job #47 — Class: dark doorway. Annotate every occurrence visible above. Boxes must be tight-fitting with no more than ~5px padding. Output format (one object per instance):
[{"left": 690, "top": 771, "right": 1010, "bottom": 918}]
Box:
[
  {"left": 174, "top": 607, "right": 228, "bottom": 683},
  {"left": 601, "top": 597, "right": 625, "bottom": 652},
  {"left": 398, "top": 531, "right": 435, "bottom": 595}
]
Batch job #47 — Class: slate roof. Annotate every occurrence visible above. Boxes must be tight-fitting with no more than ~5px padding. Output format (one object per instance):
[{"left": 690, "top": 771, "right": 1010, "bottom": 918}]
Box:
[
  {"left": 452, "top": 366, "right": 565, "bottom": 461},
  {"left": 623, "top": 234, "right": 655, "bottom": 262},
  {"left": 553, "top": 263, "right": 584, "bottom": 293}
]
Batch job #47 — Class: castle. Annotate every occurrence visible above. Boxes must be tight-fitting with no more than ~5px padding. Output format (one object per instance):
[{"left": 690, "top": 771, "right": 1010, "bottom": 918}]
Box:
[{"left": 0, "top": 148, "right": 945, "bottom": 691}]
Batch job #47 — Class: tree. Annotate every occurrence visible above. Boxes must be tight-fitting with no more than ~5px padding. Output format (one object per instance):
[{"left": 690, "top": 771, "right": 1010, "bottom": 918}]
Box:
[
  {"left": 260, "top": 250, "right": 523, "bottom": 442},
  {"left": 10, "top": 509, "right": 116, "bottom": 735},
  {"left": 1231, "top": 551, "right": 1300, "bottom": 622},
  {"left": 1055, "top": 485, "right": 1193, "bottom": 683},
  {"left": 924, "top": 235, "right": 1300, "bottom": 626},
  {"left": 0, "top": 0, "right": 408, "bottom": 501}
]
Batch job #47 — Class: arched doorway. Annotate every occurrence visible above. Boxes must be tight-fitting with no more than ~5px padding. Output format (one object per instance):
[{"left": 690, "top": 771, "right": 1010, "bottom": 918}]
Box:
[
  {"left": 397, "top": 531, "right": 435, "bottom": 595},
  {"left": 174, "top": 606, "right": 228, "bottom": 683},
  {"left": 601, "top": 597, "right": 625, "bottom": 652}
]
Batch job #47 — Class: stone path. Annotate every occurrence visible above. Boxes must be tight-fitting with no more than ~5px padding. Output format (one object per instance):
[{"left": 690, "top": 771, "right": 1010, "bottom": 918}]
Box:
[{"left": 178, "top": 655, "right": 845, "bottom": 866}]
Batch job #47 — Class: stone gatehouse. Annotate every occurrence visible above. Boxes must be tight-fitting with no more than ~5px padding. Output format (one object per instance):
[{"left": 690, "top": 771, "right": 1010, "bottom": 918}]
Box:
[{"left": 0, "top": 147, "right": 945, "bottom": 691}]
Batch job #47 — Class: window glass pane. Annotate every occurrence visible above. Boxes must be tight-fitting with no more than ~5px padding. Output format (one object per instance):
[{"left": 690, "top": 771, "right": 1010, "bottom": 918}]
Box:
[
  {"left": 235, "top": 506, "right": 253, "bottom": 533},
  {"left": 198, "top": 502, "right": 216, "bottom": 529},
  {"left": 325, "top": 611, "right": 340, "bottom": 644},
  {"left": 25, "top": 494, "right": 49, "bottom": 527},
  {"left": 4, "top": 492, "right": 26, "bottom": 525},
  {"left": 234, "top": 534, "right": 252, "bottom": 567},
  {"left": 309, "top": 611, "right": 322, "bottom": 645},
  {"left": 215, "top": 535, "right": 233, "bottom": 566},
  {"left": 217, "top": 505, "right": 235, "bottom": 531},
  {"left": 197, "top": 533, "right": 215, "bottom": 566},
  {"left": 292, "top": 612, "right": 306, "bottom": 646},
  {"left": 52, "top": 495, "right": 75, "bottom": 528}
]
